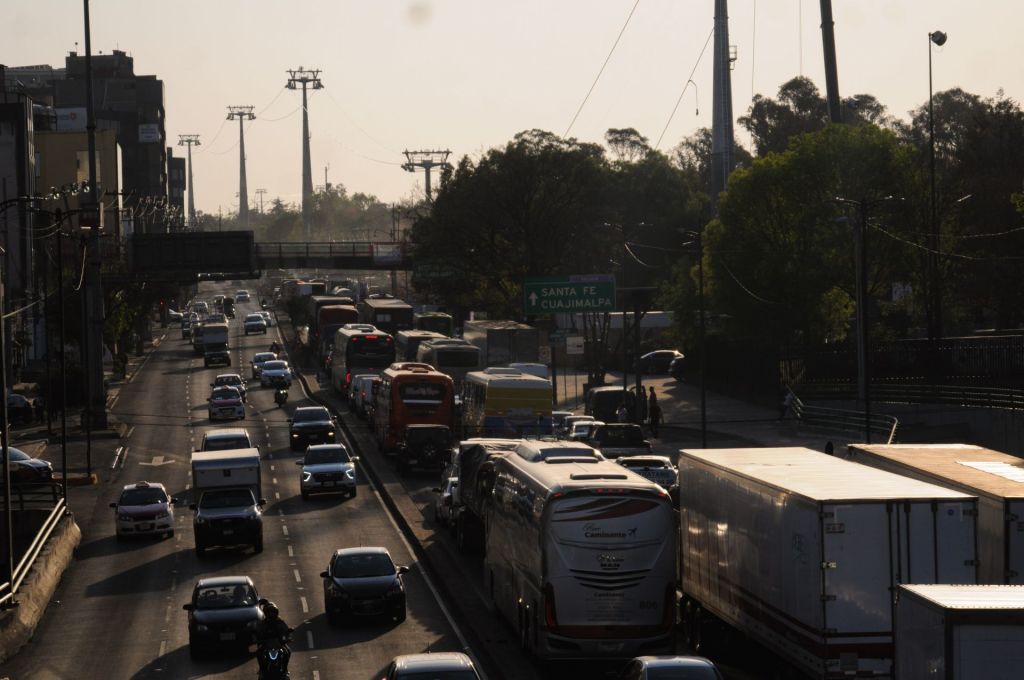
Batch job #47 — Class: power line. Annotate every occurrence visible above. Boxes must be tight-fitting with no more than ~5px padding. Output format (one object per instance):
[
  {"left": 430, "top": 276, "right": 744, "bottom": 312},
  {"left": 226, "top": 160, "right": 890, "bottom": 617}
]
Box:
[
  {"left": 655, "top": 26, "right": 713, "bottom": 149},
  {"left": 321, "top": 88, "right": 399, "bottom": 154},
  {"left": 564, "top": 0, "right": 642, "bottom": 137}
]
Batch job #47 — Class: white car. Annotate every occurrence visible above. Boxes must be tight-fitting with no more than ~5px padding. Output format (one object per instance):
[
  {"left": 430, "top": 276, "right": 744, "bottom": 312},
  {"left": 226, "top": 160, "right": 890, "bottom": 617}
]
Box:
[
  {"left": 258, "top": 310, "right": 275, "bottom": 327},
  {"left": 211, "top": 373, "right": 247, "bottom": 402},
  {"left": 110, "top": 481, "right": 174, "bottom": 540},
  {"left": 296, "top": 444, "right": 358, "bottom": 500},
  {"left": 433, "top": 477, "right": 458, "bottom": 526},
  {"left": 260, "top": 360, "right": 293, "bottom": 387},
  {"left": 568, "top": 419, "right": 603, "bottom": 442},
  {"left": 235, "top": 290, "right": 251, "bottom": 302},
  {"left": 558, "top": 414, "right": 595, "bottom": 439},
  {"left": 616, "top": 455, "right": 678, "bottom": 490},
  {"left": 243, "top": 313, "right": 267, "bottom": 335},
  {"left": 250, "top": 352, "right": 277, "bottom": 379},
  {"left": 207, "top": 386, "right": 245, "bottom": 421}
]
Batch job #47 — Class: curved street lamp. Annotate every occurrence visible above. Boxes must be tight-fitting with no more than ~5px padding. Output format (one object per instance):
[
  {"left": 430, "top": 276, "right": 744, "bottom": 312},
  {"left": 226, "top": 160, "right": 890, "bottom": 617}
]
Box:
[{"left": 928, "top": 30, "right": 947, "bottom": 340}]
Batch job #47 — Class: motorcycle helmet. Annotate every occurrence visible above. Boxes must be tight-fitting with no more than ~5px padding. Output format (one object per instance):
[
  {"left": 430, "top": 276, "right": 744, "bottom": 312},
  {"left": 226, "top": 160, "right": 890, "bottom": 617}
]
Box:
[{"left": 263, "top": 601, "right": 279, "bottom": 620}]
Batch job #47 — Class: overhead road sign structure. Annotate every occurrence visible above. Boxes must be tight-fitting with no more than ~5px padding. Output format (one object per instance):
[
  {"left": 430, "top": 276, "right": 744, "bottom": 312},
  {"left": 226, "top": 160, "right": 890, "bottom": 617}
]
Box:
[{"left": 524, "top": 275, "right": 616, "bottom": 314}]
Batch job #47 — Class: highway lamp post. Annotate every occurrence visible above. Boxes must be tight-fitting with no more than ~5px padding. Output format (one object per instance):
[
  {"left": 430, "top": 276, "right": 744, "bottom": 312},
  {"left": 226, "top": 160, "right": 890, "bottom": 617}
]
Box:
[
  {"left": 679, "top": 229, "right": 708, "bottom": 448},
  {"left": 928, "top": 30, "right": 947, "bottom": 340}
]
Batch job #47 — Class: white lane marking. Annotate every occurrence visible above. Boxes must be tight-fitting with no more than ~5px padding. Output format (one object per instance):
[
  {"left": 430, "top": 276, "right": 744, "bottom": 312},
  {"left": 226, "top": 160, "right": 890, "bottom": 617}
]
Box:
[
  {"left": 300, "top": 596, "right": 309, "bottom": 613},
  {"left": 313, "top": 671, "right": 321, "bottom": 680},
  {"left": 306, "top": 630, "right": 314, "bottom": 650},
  {"left": 275, "top": 491, "right": 281, "bottom": 500},
  {"left": 282, "top": 525, "right": 289, "bottom": 537},
  {"left": 293, "top": 569, "right": 301, "bottom": 583},
  {"left": 270, "top": 464, "right": 275, "bottom": 471},
  {"left": 159, "top": 640, "right": 166, "bottom": 657},
  {"left": 371, "top": 482, "right": 484, "bottom": 674},
  {"left": 272, "top": 477, "right": 277, "bottom": 485},
  {"left": 287, "top": 545, "right": 294, "bottom": 557},
  {"left": 125, "top": 426, "right": 136, "bottom": 440}
]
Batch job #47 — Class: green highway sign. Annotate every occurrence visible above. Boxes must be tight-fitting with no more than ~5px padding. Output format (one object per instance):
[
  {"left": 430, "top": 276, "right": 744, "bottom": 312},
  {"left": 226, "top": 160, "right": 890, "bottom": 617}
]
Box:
[{"left": 524, "top": 275, "right": 616, "bottom": 314}]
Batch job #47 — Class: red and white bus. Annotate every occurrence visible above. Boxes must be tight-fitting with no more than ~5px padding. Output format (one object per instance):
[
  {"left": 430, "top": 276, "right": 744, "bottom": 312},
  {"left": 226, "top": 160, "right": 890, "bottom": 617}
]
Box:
[{"left": 373, "top": 363, "right": 455, "bottom": 451}]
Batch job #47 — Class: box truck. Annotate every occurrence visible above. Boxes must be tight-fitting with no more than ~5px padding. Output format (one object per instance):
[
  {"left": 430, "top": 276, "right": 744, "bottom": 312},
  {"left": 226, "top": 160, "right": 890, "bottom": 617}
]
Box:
[
  {"left": 189, "top": 448, "right": 263, "bottom": 555},
  {"left": 895, "top": 584, "right": 1024, "bottom": 680},
  {"left": 461, "top": 319, "right": 539, "bottom": 368},
  {"left": 847, "top": 444, "right": 1024, "bottom": 585},
  {"left": 678, "top": 447, "right": 979, "bottom": 679}
]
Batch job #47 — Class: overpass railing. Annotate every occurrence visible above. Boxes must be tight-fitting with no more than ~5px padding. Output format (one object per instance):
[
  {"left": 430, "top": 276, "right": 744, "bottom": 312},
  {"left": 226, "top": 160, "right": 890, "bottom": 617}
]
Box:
[
  {"left": 789, "top": 388, "right": 900, "bottom": 444},
  {"left": 0, "top": 482, "right": 67, "bottom": 609}
]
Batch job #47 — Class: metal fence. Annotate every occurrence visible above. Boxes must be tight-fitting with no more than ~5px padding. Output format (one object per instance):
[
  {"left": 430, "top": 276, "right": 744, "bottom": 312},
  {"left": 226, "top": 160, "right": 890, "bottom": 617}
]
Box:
[
  {"left": 0, "top": 482, "right": 67, "bottom": 608},
  {"left": 789, "top": 389, "right": 900, "bottom": 445}
]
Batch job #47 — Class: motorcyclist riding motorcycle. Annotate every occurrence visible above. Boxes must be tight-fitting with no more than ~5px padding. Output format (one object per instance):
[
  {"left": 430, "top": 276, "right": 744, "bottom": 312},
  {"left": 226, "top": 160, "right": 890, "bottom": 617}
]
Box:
[
  {"left": 274, "top": 383, "right": 289, "bottom": 407},
  {"left": 256, "top": 601, "right": 292, "bottom": 679},
  {"left": 269, "top": 341, "right": 281, "bottom": 354}
]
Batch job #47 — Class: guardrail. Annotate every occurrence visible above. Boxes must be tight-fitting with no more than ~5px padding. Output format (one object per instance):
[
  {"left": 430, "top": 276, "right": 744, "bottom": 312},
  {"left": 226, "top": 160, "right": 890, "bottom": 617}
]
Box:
[
  {"left": 797, "top": 381, "right": 1024, "bottom": 412},
  {"left": 0, "top": 482, "right": 67, "bottom": 609},
  {"left": 789, "top": 389, "right": 899, "bottom": 445}
]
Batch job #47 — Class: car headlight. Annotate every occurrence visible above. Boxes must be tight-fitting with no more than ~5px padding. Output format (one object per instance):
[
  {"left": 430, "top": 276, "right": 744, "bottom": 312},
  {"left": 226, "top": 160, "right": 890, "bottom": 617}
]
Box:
[
  {"left": 194, "top": 516, "right": 206, "bottom": 525},
  {"left": 387, "top": 581, "right": 404, "bottom": 598},
  {"left": 345, "top": 469, "right": 355, "bottom": 479},
  {"left": 155, "top": 511, "right": 170, "bottom": 520},
  {"left": 327, "top": 431, "right": 335, "bottom": 437},
  {"left": 329, "top": 583, "right": 349, "bottom": 598},
  {"left": 302, "top": 471, "right": 312, "bottom": 482},
  {"left": 117, "top": 513, "right": 131, "bottom": 521},
  {"left": 291, "top": 432, "right": 299, "bottom": 438},
  {"left": 246, "top": 620, "right": 258, "bottom": 629},
  {"left": 196, "top": 624, "right": 209, "bottom": 632}
]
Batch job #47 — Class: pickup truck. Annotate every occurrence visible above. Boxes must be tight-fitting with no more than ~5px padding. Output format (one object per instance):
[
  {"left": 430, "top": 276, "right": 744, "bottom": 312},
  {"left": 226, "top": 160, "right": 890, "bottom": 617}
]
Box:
[
  {"left": 585, "top": 423, "right": 651, "bottom": 459},
  {"left": 189, "top": 449, "right": 264, "bottom": 556}
]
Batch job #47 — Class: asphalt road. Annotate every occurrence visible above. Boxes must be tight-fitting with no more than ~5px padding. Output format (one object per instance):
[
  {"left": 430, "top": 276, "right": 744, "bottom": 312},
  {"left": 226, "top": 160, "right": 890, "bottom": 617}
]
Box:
[{"left": 1, "top": 285, "right": 468, "bottom": 680}]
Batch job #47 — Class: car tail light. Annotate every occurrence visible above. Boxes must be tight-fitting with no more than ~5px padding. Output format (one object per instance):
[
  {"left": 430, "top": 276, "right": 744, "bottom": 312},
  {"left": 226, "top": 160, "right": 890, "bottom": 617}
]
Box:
[{"left": 544, "top": 583, "right": 558, "bottom": 628}]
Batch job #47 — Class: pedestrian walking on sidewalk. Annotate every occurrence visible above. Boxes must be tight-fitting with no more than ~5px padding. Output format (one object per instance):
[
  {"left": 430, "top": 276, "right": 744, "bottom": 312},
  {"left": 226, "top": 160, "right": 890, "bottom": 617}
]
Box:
[
  {"left": 648, "top": 400, "right": 662, "bottom": 438},
  {"left": 778, "top": 389, "right": 794, "bottom": 421},
  {"left": 636, "top": 385, "right": 648, "bottom": 424}
]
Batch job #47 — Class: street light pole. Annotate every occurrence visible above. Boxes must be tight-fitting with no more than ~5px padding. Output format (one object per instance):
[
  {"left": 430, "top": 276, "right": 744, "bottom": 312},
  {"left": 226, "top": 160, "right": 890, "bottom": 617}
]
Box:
[
  {"left": 855, "top": 200, "right": 871, "bottom": 443},
  {"left": 928, "top": 30, "right": 947, "bottom": 341}
]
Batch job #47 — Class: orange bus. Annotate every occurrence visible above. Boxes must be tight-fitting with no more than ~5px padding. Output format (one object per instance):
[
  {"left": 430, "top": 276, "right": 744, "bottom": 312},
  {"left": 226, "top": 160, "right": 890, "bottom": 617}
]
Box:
[{"left": 373, "top": 363, "right": 455, "bottom": 451}]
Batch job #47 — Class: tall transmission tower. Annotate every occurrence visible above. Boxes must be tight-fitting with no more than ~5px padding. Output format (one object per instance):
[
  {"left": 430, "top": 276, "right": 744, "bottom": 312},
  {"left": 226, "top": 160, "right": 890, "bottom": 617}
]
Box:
[
  {"left": 178, "top": 134, "right": 201, "bottom": 227},
  {"left": 286, "top": 67, "right": 323, "bottom": 240},
  {"left": 227, "top": 106, "right": 256, "bottom": 227},
  {"left": 401, "top": 149, "right": 451, "bottom": 201},
  {"left": 255, "top": 188, "right": 267, "bottom": 214},
  {"left": 710, "top": 0, "right": 736, "bottom": 213}
]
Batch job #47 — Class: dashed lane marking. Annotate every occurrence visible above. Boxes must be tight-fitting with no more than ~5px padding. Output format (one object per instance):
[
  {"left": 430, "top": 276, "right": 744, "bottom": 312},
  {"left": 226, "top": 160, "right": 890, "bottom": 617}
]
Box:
[
  {"left": 275, "top": 492, "right": 281, "bottom": 500},
  {"left": 287, "top": 545, "right": 294, "bottom": 558},
  {"left": 293, "top": 569, "right": 301, "bottom": 583},
  {"left": 300, "top": 596, "right": 309, "bottom": 613},
  {"left": 159, "top": 640, "right": 166, "bottom": 658},
  {"left": 282, "top": 525, "right": 289, "bottom": 537}
]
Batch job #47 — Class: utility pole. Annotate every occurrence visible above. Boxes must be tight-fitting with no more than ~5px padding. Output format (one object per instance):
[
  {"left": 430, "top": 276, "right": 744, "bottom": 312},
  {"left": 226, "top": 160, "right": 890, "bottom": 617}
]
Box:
[
  {"left": 402, "top": 150, "right": 451, "bottom": 201},
  {"left": 81, "top": 0, "right": 106, "bottom": 428},
  {"left": 286, "top": 68, "right": 323, "bottom": 241},
  {"left": 710, "top": 0, "right": 736, "bottom": 213},
  {"left": 227, "top": 106, "right": 255, "bottom": 228},
  {"left": 178, "top": 134, "right": 200, "bottom": 227},
  {"left": 255, "top": 188, "right": 267, "bottom": 214},
  {"left": 819, "top": 0, "right": 842, "bottom": 123}
]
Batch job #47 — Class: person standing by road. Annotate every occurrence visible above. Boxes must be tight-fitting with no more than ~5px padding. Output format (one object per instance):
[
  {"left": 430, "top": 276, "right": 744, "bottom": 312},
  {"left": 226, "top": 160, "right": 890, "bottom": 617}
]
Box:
[{"left": 648, "top": 399, "right": 662, "bottom": 438}]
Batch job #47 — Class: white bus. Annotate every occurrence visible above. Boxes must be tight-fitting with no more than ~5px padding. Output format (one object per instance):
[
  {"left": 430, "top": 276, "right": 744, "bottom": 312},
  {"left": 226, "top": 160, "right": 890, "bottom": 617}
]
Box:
[
  {"left": 484, "top": 440, "right": 676, "bottom": 660},
  {"left": 395, "top": 330, "right": 448, "bottom": 362},
  {"left": 418, "top": 338, "right": 481, "bottom": 389},
  {"left": 329, "top": 324, "right": 395, "bottom": 394},
  {"left": 461, "top": 367, "right": 551, "bottom": 438}
]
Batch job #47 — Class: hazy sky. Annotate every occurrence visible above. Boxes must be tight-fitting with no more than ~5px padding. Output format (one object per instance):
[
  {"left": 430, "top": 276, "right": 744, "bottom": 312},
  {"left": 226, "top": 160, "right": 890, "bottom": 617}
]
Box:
[{"left": 6, "top": 1, "right": 1023, "bottom": 215}]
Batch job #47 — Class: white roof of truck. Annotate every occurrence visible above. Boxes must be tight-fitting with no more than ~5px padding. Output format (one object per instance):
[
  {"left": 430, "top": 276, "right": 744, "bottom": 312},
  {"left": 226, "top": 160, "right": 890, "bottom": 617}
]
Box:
[
  {"left": 850, "top": 444, "right": 1024, "bottom": 500},
  {"left": 680, "top": 447, "right": 975, "bottom": 503},
  {"left": 191, "top": 448, "right": 261, "bottom": 467},
  {"left": 901, "top": 584, "right": 1024, "bottom": 610}
]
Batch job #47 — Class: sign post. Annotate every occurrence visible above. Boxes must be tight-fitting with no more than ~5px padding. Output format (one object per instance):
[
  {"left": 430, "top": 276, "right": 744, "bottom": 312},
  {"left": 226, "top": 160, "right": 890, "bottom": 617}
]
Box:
[{"left": 523, "top": 275, "right": 616, "bottom": 315}]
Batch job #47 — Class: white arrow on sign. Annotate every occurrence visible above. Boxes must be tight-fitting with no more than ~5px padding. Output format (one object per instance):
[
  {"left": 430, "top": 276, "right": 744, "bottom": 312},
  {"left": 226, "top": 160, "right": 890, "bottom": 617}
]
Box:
[
  {"left": 528, "top": 292, "right": 538, "bottom": 306},
  {"left": 139, "top": 455, "right": 175, "bottom": 467}
]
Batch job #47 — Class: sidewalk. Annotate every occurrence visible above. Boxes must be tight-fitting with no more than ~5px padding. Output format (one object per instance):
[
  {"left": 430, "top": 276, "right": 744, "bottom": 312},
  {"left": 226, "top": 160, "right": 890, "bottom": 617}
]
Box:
[{"left": 555, "top": 370, "right": 845, "bottom": 457}]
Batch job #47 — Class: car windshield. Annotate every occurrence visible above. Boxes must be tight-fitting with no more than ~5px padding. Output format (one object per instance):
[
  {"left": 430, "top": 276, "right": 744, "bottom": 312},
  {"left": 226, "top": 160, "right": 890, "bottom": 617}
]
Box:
[
  {"left": 305, "top": 447, "right": 349, "bottom": 465},
  {"left": 120, "top": 487, "right": 167, "bottom": 505},
  {"left": 598, "top": 427, "right": 644, "bottom": 444},
  {"left": 622, "top": 458, "right": 668, "bottom": 469},
  {"left": 194, "top": 584, "right": 257, "bottom": 609},
  {"left": 202, "top": 436, "right": 249, "bottom": 451},
  {"left": 246, "top": 314, "right": 263, "bottom": 322},
  {"left": 263, "top": 361, "right": 288, "bottom": 371},
  {"left": 216, "top": 376, "right": 241, "bottom": 386},
  {"left": 332, "top": 553, "right": 395, "bottom": 578},
  {"left": 212, "top": 388, "right": 238, "bottom": 400},
  {"left": 294, "top": 409, "right": 329, "bottom": 423},
  {"left": 396, "top": 673, "right": 479, "bottom": 680},
  {"left": 199, "top": 489, "right": 255, "bottom": 508},
  {"left": 646, "top": 668, "right": 720, "bottom": 680},
  {"left": 2, "top": 448, "right": 30, "bottom": 462},
  {"left": 254, "top": 353, "right": 275, "bottom": 363}
]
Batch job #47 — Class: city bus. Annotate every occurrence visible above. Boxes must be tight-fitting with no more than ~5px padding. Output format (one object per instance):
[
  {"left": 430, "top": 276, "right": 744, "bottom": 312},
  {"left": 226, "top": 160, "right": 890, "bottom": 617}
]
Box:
[
  {"left": 373, "top": 363, "right": 455, "bottom": 451},
  {"left": 329, "top": 324, "right": 395, "bottom": 394},
  {"left": 461, "top": 367, "right": 552, "bottom": 438},
  {"left": 485, "top": 440, "right": 676, "bottom": 661},
  {"left": 414, "top": 311, "right": 454, "bottom": 337},
  {"left": 395, "top": 330, "right": 448, "bottom": 362},
  {"left": 417, "top": 338, "right": 481, "bottom": 389}
]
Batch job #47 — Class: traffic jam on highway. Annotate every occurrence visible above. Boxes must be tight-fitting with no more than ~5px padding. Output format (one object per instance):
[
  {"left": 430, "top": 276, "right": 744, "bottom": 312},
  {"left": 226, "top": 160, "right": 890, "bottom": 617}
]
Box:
[{"left": 8, "top": 279, "right": 1024, "bottom": 680}]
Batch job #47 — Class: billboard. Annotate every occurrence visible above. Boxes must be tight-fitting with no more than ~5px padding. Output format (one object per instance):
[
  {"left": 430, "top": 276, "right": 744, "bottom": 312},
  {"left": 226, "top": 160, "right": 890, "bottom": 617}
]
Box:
[
  {"left": 56, "top": 108, "right": 87, "bottom": 131},
  {"left": 129, "top": 231, "right": 256, "bottom": 277},
  {"left": 138, "top": 123, "right": 161, "bottom": 143}
]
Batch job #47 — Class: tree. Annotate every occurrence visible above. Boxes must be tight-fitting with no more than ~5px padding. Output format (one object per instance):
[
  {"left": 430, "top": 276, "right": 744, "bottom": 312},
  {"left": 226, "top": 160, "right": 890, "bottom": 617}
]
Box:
[{"left": 605, "top": 127, "right": 650, "bottom": 163}]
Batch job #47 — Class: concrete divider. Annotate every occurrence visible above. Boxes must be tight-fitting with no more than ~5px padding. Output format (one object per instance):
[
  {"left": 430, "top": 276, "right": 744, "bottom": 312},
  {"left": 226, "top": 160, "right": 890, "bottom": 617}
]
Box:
[{"left": 0, "top": 515, "right": 81, "bottom": 664}]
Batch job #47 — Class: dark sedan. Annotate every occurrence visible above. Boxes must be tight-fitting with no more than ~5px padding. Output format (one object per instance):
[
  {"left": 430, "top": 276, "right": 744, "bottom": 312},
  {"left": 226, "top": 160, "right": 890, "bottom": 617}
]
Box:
[
  {"left": 183, "top": 576, "right": 263, "bottom": 658},
  {"left": 1, "top": 447, "right": 53, "bottom": 484},
  {"left": 289, "top": 406, "right": 337, "bottom": 452},
  {"left": 321, "top": 547, "right": 408, "bottom": 626}
]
